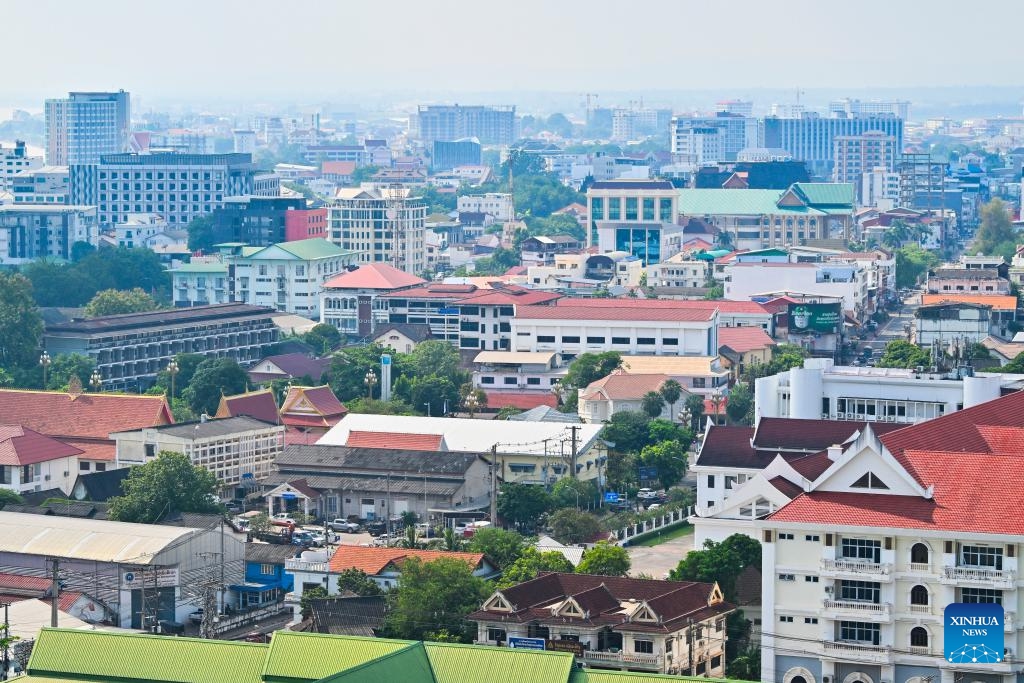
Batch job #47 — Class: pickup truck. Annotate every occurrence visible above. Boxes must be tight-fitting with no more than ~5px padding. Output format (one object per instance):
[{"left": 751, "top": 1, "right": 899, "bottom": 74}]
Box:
[{"left": 329, "top": 519, "right": 360, "bottom": 533}]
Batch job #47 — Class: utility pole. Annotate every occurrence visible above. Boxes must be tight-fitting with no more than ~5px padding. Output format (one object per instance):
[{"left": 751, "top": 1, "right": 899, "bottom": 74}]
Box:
[
  {"left": 386, "top": 473, "right": 392, "bottom": 541},
  {"left": 569, "top": 426, "right": 580, "bottom": 479},
  {"left": 2, "top": 601, "right": 9, "bottom": 682},
  {"left": 50, "top": 558, "right": 60, "bottom": 628},
  {"left": 489, "top": 444, "right": 498, "bottom": 523}
]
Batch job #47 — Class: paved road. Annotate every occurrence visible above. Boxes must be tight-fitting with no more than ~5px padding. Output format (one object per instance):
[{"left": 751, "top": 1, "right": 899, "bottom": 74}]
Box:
[{"left": 626, "top": 530, "right": 695, "bottom": 579}]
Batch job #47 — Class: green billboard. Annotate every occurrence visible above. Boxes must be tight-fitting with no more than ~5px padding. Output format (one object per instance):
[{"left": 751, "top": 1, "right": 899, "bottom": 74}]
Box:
[{"left": 788, "top": 303, "right": 842, "bottom": 333}]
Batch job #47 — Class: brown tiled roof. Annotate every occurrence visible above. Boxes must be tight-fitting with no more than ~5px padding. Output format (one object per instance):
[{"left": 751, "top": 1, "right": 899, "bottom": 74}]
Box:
[
  {"left": 482, "top": 391, "right": 558, "bottom": 410},
  {"left": 0, "top": 389, "right": 172, "bottom": 442},
  {"left": 752, "top": 418, "right": 903, "bottom": 453},
  {"left": 0, "top": 426, "right": 83, "bottom": 466},
  {"left": 718, "top": 327, "right": 776, "bottom": 354},
  {"left": 581, "top": 371, "right": 670, "bottom": 401},
  {"left": 695, "top": 426, "right": 756, "bottom": 468},
  {"left": 345, "top": 431, "right": 445, "bottom": 451},
  {"left": 215, "top": 389, "right": 280, "bottom": 424},
  {"left": 280, "top": 386, "right": 347, "bottom": 429},
  {"left": 768, "top": 475, "right": 804, "bottom": 499}
]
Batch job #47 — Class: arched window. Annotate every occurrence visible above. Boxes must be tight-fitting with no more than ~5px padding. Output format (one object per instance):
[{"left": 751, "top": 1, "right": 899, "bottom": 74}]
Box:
[
  {"left": 910, "top": 585, "right": 929, "bottom": 605},
  {"left": 910, "top": 627, "right": 928, "bottom": 647},
  {"left": 791, "top": 677, "right": 807, "bottom": 683},
  {"left": 910, "top": 543, "right": 929, "bottom": 564}
]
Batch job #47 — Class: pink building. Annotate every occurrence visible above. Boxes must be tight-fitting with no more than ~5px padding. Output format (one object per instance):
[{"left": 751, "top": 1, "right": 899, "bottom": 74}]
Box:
[{"left": 284, "top": 208, "right": 328, "bottom": 241}]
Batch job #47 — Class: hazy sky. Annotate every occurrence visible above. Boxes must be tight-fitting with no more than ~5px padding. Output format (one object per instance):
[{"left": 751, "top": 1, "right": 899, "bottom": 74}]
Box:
[{"left": 5, "top": 0, "right": 1023, "bottom": 106}]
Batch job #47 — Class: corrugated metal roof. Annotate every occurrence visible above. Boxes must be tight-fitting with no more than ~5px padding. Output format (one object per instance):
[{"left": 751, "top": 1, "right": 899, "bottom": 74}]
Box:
[
  {"left": 473, "top": 351, "right": 556, "bottom": 365},
  {"left": 0, "top": 511, "right": 197, "bottom": 564},
  {"left": 425, "top": 642, "right": 574, "bottom": 683},
  {"left": 315, "top": 642, "right": 434, "bottom": 683},
  {"left": 262, "top": 631, "right": 412, "bottom": 682},
  {"left": 26, "top": 628, "right": 267, "bottom": 683}
]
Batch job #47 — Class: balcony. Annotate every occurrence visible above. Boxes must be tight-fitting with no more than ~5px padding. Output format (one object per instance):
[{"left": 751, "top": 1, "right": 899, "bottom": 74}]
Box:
[
  {"left": 822, "top": 640, "right": 892, "bottom": 664},
  {"left": 821, "top": 558, "right": 892, "bottom": 581},
  {"left": 285, "top": 558, "right": 328, "bottom": 573},
  {"left": 908, "top": 562, "right": 931, "bottom": 574},
  {"left": 823, "top": 599, "right": 891, "bottom": 622},
  {"left": 941, "top": 565, "right": 1016, "bottom": 588},
  {"left": 580, "top": 650, "right": 663, "bottom": 670}
]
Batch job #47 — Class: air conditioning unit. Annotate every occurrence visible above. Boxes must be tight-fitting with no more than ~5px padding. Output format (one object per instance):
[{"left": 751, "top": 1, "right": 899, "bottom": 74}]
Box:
[
  {"left": 823, "top": 677, "right": 832, "bottom": 683},
  {"left": 1005, "top": 647, "right": 1014, "bottom": 658},
  {"left": 44, "top": 475, "right": 51, "bottom": 481},
  {"left": 824, "top": 585, "right": 833, "bottom": 594}
]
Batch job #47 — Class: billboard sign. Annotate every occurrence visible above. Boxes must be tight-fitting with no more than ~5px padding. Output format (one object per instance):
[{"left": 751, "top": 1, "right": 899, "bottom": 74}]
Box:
[
  {"left": 788, "top": 303, "right": 842, "bottom": 334},
  {"left": 508, "top": 637, "right": 546, "bottom": 650}
]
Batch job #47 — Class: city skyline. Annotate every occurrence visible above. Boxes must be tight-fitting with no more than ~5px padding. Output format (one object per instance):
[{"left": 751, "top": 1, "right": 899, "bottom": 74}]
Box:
[{"left": 4, "top": 0, "right": 1023, "bottom": 108}]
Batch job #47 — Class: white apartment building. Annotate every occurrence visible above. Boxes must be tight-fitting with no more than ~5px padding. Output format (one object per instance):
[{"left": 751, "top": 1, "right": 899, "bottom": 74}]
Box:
[
  {"left": 319, "top": 263, "right": 427, "bottom": 337},
  {"left": 456, "top": 192, "right": 514, "bottom": 222},
  {"left": 111, "top": 416, "right": 285, "bottom": 495},
  {"left": 754, "top": 357, "right": 1021, "bottom": 424},
  {"left": 861, "top": 168, "right": 900, "bottom": 210},
  {"left": 757, "top": 391, "right": 1024, "bottom": 683},
  {"left": 648, "top": 253, "right": 711, "bottom": 288},
  {"left": 672, "top": 127, "right": 723, "bottom": 166},
  {"left": 0, "top": 141, "right": 43, "bottom": 191},
  {"left": 0, "top": 205, "right": 98, "bottom": 264},
  {"left": 471, "top": 350, "right": 567, "bottom": 393},
  {"left": 111, "top": 213, "right": 169, "bottom": 248},
  {"left": 914, "top": 302, "right": 993, "bottom": 347},
  {"left": 171, "top": 261, "right": 230, "bottom": 307},
  {"left": 11, "top": 166, "right": 69, "bottom": 204},
  {"left": 725, "top": 262, "right": 869, "bottom": 318},
  {"left": 329, "top": 187, "right": 427, "bottom": 275},
  {"left": 0, "top": 426, "right": 83, "bottom": 496}
]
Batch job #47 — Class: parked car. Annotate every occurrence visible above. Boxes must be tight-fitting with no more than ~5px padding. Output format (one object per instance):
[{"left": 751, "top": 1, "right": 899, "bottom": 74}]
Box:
[
  {"left": 330, "top": 519, "right": 360, "bottom": 533},
  {"left": 188, "top": 609, "right": 205, "bottom": 624},
  {"left": 291, "top": 531, "right": 315, "bottom": 546},
  {"left": 272, "top": 513, "right": 295, "bottom": 524},
  {"left": 637, "top": 488, "right": 658, "bottom": 500}
]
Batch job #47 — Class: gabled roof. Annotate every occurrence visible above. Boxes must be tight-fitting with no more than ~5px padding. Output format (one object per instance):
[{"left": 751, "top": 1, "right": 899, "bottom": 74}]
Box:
[
  {"left": 791, "top": 182, "right": 855, "bottom": 206},
  {"left": 250, "top": 353, "right": 331, "bottom": 381},
  {"left": 216, "top": 389, "right": 280, "bottom": 425},
  {"left": 581, "top": 371, "right": 671, "bottom": 401},
  {"left": 322, "top": 264, "right": 427, "bottom": 291},
  {"left": 280, "top": 386, "right": 347, "bottom": 428},
  {"left": 322, "top": 161, "right": 357, "bottom": 176},
  {"left": 506, "top": 406, "right": 581, "bottom": 423},
  {"left": 310, "top": 595, "right": 389, "bottom": 637},
  {"left": 328, "top": 547, "right": 486, "bottom": 575},
  {"left": 752, "top": 418, "right": 903, "bottom": 453},
  {"left": 0, "top": 425, "right": 82, "bottom": 466},
  {"left": 373, "top": 323, "right": 434, "bottom": 344},
  {"left": 0, "top": 389, "right": 172, "bottom": 442},
  {"left": 717, "top": 327, "right": 776, "bottom": 354},
  {"left": 71, "top": 467, "right": 131, "bottom": 502},
  {"left": 246, "top": 543, "right": 300, "bottom": 565},
  {"left": 919, "top": 293, "right": 1017, "bottom": 311},
  {"left": 345, "top": 430, "right": 446, "bottom": 451},
  {"left": 482, "top": 391, "right": 558, "bottom": 410},
  {"left": 262, "top": 631, "right": 410, "bottom": 683}
]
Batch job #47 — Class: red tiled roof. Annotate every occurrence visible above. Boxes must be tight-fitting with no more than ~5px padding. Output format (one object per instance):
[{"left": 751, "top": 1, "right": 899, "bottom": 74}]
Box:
[
  {"left": 920, "top": 293, "right": 1017, "bottom": 311},
  {"left": 460, "top": 288, "right": 561, "bottom": 306},
  {"left": 345, "top": 431, "right": 445, "bottom": 451},
  {"left": 322, "top": 264, "right": 427, "bottom": 291},
  {"left": 284, "top": 427, "right": 322, "bottom": 446},
  {"left": 786, "top": 451, "right": 834, "bottom": 480},
  {"left": 328, "top": 547, "right": 484, "bottom": 575},
  {"left": 482, "top": 391, "right": 558, "bottom": 410},
  {"left": 0, "top": 390, "right": 172, "bottom": 442},
  {"left": 718, "top": 327, "right": 776, "bottom": 353},
  {"left": 321, "top": 161, "right": 356, "bottom": 176},
  {"left": 0, "top": 573, "right": 83, "bottom": 611},
  {"left": 279, "top": 386, "right": 347, "bottom": 428},
  {"left": 216, "top": 390, "right": 280, "bottom": 425},
  {"left": 581, "top": 371, "right": 670, "bottom": 401},
  {"left": 0, "top": 426, "right": 83, "bottom": 466},
  {"left": 61, "top": 439, "right": 115, "bottom": 462},
  {"left": 0, "top": 573, "right": 50, "bottom": 592}
]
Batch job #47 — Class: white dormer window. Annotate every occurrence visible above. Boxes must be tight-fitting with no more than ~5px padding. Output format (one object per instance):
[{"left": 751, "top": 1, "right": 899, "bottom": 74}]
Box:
[
  {"left": 483, "top": 593, "right": 512, "bottom": 612},
  {"left": 851, "top": 472, "right": 889, "bottom": 490}
]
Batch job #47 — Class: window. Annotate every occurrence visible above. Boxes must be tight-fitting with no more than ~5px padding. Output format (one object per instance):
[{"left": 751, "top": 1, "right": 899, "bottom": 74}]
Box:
[
  {"left": 561, "top": 336, "right": 581, "bottom": 344},
  {"left": 805, "top": 617, "right": 818, "bottom": 624},
  {"left": 608, "top": 197, "right": 621, "bottom": 220},
  {"left": 480, "top": 377, "right": 495, "bottom": 384},
  {"left": 839, "top": 621, "right": 880, "bottom": 645},
  {"left": 839, "top": 580, "right": 881, "bottom": 604},
  {"left": 724, "top": 475, "right": 737, "bottom": 489},
  {"left": 79, "top": 461, "right": 90, "bottom": 471},
  {"left": 806, "top": 535, "right": 820, "bottom": 542},
  {"left": 586, "top": 336, "right": 605, "bottom": 344},
  {"left": 910, "top": 626, "right": 928, "bottom": 647},
  {"left": 706, "top": 475, "right": 715, "bottom": 488},
  {"left": 537, "top": 335, "right": 555, "bottom": 343},
  {"left": 779, "top": 533, "right": 794, "bottom": 540},
  {"left": 96, "top": 463, "right": 106, "bottom": 472},
  {"left": 841, "top": 538, "right": 881, "bottom": 563},
  {"left": 910, "top": 543, "right": 929, "bottom": 564},
  {"left": 779, "top": 616, "right": 794, "bottom": 623},
  {"left": 633, "top": 639, "right": 653, "bottom": 654},
  {"left": 779, "top": 574, "right": 795, "bottom": 582},
  {"left": 961, "top": 588, "right": 1003, "bottom": 604},
  {"left": 488, "top": 627, "right": 507, "bottom": 642},
  {"left": 260, "top": 564, "right": 275, "bottom": 575},
  {"left": 805, "top": 576, "right": 819, "bottom": 583},
  {"left": 851, "top": 472, "right": 889, "bottom": 489},
  {"left": 636, "top": 337, "right": 656, "bottom": 345},
  {"left": 961, "top": 545, "right": 1003, "bottom": 570},
  {"left": 662, "top": 338, "right": 678, "bottom": 345},
  {"left": 611, "top": 337, "right": 629, "bottom": 345},
  {"left": 503, "top": 377, "right": 518, "bottom": 385},
  {"left": 910, "top": 585, "right": 929, "bottom": 605},
  {"left": 526, "top": 377, "right": 541, "bottom": 385}
]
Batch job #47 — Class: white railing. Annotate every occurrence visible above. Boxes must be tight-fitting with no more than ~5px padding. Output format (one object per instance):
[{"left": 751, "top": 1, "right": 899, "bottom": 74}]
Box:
[
  {"left": 823, "top": 640, "right": 892, "bottom": 664},
  {"left": 582, "top": 650, "right": 663, "bottom": 668},
  {"left": 823, "top": 599, "right": 891, "bottom": 618},
  {"left": 908, "top": 562, "right": 931, "bottom": 573},
  {"left": 942, "top": 565, "right": 1016, "bottom": 587},
  {"left": 285, "top": 558, "right": 329, "bottom": 573},
  {"left": 821, "top": 558, "right": 892, "bottom": 577},
  {"left": 907, "top": 604, "right": 931, "bottom": 614}
]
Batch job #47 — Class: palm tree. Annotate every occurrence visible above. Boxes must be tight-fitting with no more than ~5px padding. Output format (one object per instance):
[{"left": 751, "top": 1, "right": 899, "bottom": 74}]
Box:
[
  {"left": 659, "top": 379, "right": 683, "bottom": 421},
  {"left": 641, "top": 391, "right": 665, "bottom": 418},
  {"left": 714, "top": 229, "right": 734, "bottom": 250}
]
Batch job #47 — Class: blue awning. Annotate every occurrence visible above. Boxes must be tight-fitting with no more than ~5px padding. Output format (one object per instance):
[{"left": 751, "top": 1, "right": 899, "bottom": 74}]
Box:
[{"left": 230, "top": 582, "right": 278, "bottom": 593}]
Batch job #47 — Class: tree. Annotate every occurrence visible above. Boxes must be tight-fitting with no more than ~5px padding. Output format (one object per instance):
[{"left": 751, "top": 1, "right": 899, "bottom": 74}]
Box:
[
  {"left": 727, "top": 644, "right": 762, "bottom": 681},
  {"left": 467, "top": 527, "right": 526, "bottom": 569},
  {"left": 508, "top": 174, "right": 584, "bottom": 218},
  {"left": 544, "top": 113, "right": 574, "bottom": 138},
  {"left": 877, "top": 339, "right": 930, "bottom": 369},
  {"left": 601, "top": 411, "right": 653, "bottom": 454},
  {"left": 974, "top": 198, "right": 1015, "bottom": 257},
  {"left": 109, "top": 451, "right": 221, "bottom": 523},
  {"left": 669, "top": 534, "right": 762, "bottom": 600},
  {"left": 895, "top": 244, "right": 940, "bottom": 289},
  {"left": 0, "top": 489, "right": 24, "bottom": 508},
  {"left": 182, "top": 357, "right": 249, "bottom": 416},
  {"left": 0, "top": 272, "right": 43, "bottom": 371},
  {"left": 684, "top": 394, "right": 705, "bottom": 432},
  {"left": 330, "top": 343, "right": 399, "bottom": 401},
  {"left": 548, "top": 508, "right": 600, "bottom": 545},
  {"left": 187, "top": 216, "right": 217, "bottom": 253},
  {"left": 335, "top": 568, "right": 384, "bottom": 596},
  {"left": 497, "top": 548, "right": 574, "bottom": 589},
  {"left": 703, "top": 283, "right": 725, "bottom": 300},
  {"left": 46, "top": 353, "right": 95, "bottom": 391},
  {"left": 385, "top": 557, "right": 489, "bottom": 642},
  {"left": 70, "top": 240, "right": 96, "bottom": 262},
  {"left": 497, "top": 483, "right": 552, "bottom": 531},
  {"left": 75, "top": 248, "right": 171, "bottom": 301},
  {"left": 410, "top": 375, "right": 459, "bottom": 417},
  {"left": 84, "top": 288, "right": 161, "bottom": 317},
  {"left": 153, "top": 353, "right": 205, "bottom": 396},
  {"left": 560, "top": 351, "right": 622, "bottom": 412},
  {"left": 551, "top": 478, "right": 598, "bottom": 510},
  {"left": 648, "top": 418, "right": 691, "bottom": 446},
  {"left": 459, "top": 383, "right": 488, "bottom": 417},
  {"left": 522, "top": 213, "right": 586, "bottom": 242},
  {"left": 300, "top": 586, "right": 328, "bottom": 619},
  {"left": 640, "top": 391, "right": 665, "bottom": 418},
  {"left": 248, "top": 512, "right": 270, "bottom": 536},
  {"left": 1002, "top": 352, "right": 1024, "bottom": 374},
  {"left": 726, "top": 383, "right": 753, "bottom": 425},
  {"left": 639, "top": 440, "right": 687, "bottom": 491},
  {"left": 442, "top": 527, "right": 464, "bottom": 552},
  {"left": 303, "top": 323, "right": 342, "bottom": 356},
  {"left": 407, "top": 340, "right": 465, "bottom": 385},
  {"left": 576, "top": 541, "right": 630, "bottom": 576},
  {"left": 659, "top": 379, "right": 683, "bottom": 421}
]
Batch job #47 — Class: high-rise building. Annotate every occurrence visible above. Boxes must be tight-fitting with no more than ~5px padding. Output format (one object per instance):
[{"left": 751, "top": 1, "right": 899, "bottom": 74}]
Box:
[
  {"left": 833, "top": 131, "right": 897, "bottom": 200},
  {"left": 763, "top": 113, "right": 904, "bottom": 177},
  {"left": 671, "top": 127, "right": 722, "bottom": 166},
  {"left": 0, "top": 141, "right": 43, "bottom": 191},
  {"left": 414, "top": 105, "right": 516, "bottom": 145},
  {"left": 328, "top": 187, "right": 427, "bottom": 274},
  {"left": 611, "top": 108, "right": 673, "bottom": 141},
  {"left": 95, "top": 152, "right": 275, "bottom": 227},
  {"left": 232, "top": 130, "right": 257, "bottom": 154},
  {"left": 431, "top": 138, "right": 482, "bottom": 171},
  {"left": 829, "top": 97, "right": 911, "bottom": 120},
  {"left": 586, "top": 179, "right": 681, "bottom": 263},
  {"left": 715, "top": 100, "right": 754, "bottom": 117},
  {"left": 44, "top": 90, "right": 130, "bottom": 166},
  {"left": 670, "top": 112, "right": 760, "bottom": 162}
]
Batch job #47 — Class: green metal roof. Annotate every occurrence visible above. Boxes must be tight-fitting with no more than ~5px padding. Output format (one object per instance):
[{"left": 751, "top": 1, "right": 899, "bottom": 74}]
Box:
[
  {"left": 173, "top": 262, "right": 228, "bottom": 274},
  {"left": 263, "top": 631, "right": 413, "bottom": 683},
  {"left": 245, "top": 238, "right": 356, "bottom": 262},
  {"left": 677, "top": 189, "right": 822, "bottom": 216},
  {"left": 425, "top": 642, "right": 575, "bottom": 683},
  {"left": 792, "top": 182, "right": 855, "bottom": 207},
  {"left": 26, "top": 628, "right": 268, "bottom": 683},
  {"left": 313, "top": 643, "right": 434, "bottom": 683}
]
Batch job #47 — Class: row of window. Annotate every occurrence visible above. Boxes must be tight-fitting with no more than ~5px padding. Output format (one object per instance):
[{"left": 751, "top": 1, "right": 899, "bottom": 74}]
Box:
[{"left": 535, "top": 335, "right": 682, "bottom": 346}]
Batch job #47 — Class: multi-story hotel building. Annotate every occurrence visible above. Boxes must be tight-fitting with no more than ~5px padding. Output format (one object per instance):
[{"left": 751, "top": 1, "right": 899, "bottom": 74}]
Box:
[
  {"left": 0, "top": 204, "right": 98, "bottom": 264},
  {"left": 0, "top": 141, "right": 43, "bottom": 191},
  {"left": 328, "top": 187, "right": 427, "bottom": 275},
  {"left": 43, "top": 304, "right": 279, "bottom": 391},
  {"left": 414, "top": 105, "right": 516, "bottom": 144},
  {"left": 833, "top": 132, "right": 897, "bottom": 201},
  {"left": 585, "top": 179, "right": 681, "bottom": 262}
]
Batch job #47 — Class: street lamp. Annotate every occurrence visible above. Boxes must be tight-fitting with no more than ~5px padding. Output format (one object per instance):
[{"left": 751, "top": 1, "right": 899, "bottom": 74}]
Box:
[
  {"left": 364, "top": 369, "right": 377, "bottom": 399},
  {"left": 167, "top": 359, "right": 180, "bottom": 399},
  {"left": 463, "top": 392, "right": 479, "bottom": 417},
  {"left": 89, "top": 370, "right": 102, "bottom": 392},
  {"left": 423, "top": 402, "right": 431, "bottom": 417},
  {"left": 39, "top": 351, "right": 51, "bottom": 388}
]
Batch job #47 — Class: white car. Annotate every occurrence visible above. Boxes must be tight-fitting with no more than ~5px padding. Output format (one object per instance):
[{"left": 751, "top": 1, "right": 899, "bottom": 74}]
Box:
[
  {"left": 272, "top": 513, "right": 295, "bottom": 523},
  {"left": 637, "top": 488, "right": 657, "bottom": 500}
]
